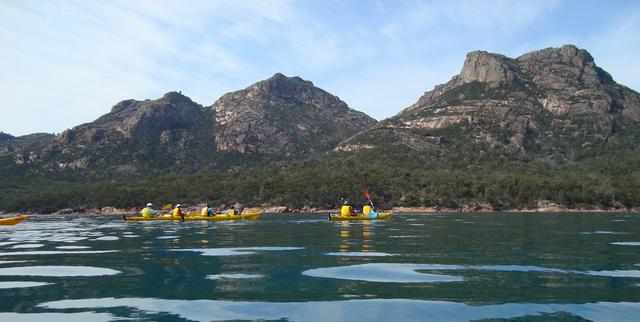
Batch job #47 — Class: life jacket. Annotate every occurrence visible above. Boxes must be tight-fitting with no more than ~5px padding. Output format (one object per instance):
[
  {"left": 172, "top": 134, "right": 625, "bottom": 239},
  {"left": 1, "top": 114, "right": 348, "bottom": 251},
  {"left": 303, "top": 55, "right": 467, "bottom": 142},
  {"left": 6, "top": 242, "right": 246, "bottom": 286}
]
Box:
[
  {"left": 201, "top": 207, "right": 208, "bottom": 216},
  {"left": 173, "top": 208, "right": 183, "bottom": 218},
  {"left": 141, "top": 207, "right": 152, "bottom": 218},
  {"left": 363, "top": 205, "right": 372, "bottom": 215},
  {"left": 340, "top": 205, "right": 352, "bottom": 216}
]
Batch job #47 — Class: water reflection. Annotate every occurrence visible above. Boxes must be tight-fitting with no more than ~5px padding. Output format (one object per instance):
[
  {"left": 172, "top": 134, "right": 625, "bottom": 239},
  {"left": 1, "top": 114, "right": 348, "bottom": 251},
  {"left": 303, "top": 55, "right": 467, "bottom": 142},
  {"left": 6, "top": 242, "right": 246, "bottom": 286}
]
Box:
[
  {"left": 612, "top": 242, "right": 640, "bottom": 246},
  {"left": 172, "top": 247, "right": 303, "bottom": 256},
  {"left": 39, "top": 297, "right": 640, "bottom": 322},
  {"left": 0, "top": 281, "right": 50, "bottom": 289},
  {"left": 0, "top": 265, "right": 120, "bottom": 276},
  {"left": 0, "top": 312, "right": 114, "bottom": 322},
  {"left": 207, "top": 274, "right": 263, "bottom": 280},
  {"left": 0, "top": 250, "right": 116, "bottom": 256},
  {"left": 303, "top": 263, "right": 464, "bottom": 283}
]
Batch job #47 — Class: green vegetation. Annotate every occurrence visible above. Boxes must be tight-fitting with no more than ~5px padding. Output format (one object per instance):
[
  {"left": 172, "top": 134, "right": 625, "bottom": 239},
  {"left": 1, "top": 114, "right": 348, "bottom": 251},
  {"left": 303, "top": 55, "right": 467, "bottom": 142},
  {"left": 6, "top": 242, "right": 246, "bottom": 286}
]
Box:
[{"left": 2, "top": 148, "right": 639, "bottom": 213}]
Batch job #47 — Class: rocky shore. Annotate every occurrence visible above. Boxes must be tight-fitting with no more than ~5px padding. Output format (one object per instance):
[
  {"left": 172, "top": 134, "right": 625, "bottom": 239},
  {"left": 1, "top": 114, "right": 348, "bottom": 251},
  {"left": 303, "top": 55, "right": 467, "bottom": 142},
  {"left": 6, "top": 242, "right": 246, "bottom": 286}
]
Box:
[{"left": 2, "top": 203, "right": 636, "bottom": 216}]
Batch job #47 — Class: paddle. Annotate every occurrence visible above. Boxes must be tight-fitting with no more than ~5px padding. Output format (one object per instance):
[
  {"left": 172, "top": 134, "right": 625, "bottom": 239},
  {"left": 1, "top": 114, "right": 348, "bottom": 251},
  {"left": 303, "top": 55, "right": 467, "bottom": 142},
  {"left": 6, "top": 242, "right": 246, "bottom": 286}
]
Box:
[{"left": 363, "top": 190, "right": 377, "bottom": 218}]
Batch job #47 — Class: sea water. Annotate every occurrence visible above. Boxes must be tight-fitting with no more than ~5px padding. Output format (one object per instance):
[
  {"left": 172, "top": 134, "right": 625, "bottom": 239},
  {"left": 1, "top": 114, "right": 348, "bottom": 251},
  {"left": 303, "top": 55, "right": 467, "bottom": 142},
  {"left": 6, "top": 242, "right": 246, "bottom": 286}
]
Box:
[{"left": 1, "top": 212, "right": 639, "bottom": 321}]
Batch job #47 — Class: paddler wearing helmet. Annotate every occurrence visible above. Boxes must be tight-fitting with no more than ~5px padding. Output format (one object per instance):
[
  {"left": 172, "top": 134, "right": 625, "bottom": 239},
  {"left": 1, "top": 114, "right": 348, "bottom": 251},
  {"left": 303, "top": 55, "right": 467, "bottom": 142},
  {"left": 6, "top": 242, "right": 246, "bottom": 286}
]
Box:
[
  {"left": 141, "top": 203, "right": 159, "bottom": 218},
  {"left": 173, "top": 204, "right": 186, "bottom": 218}
]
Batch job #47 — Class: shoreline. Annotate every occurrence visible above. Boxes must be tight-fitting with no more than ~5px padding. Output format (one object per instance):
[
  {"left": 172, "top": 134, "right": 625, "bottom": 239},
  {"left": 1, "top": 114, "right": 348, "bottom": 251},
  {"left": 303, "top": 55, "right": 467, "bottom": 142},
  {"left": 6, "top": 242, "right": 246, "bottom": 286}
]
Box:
[{"left": 2, "top": 205, "right": 636, "bottom": 216}]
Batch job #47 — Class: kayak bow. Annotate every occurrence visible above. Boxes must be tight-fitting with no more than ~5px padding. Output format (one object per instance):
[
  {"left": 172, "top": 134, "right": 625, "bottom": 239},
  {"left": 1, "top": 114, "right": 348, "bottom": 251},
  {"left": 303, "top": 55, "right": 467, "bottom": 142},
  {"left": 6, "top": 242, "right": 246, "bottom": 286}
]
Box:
[{"left": 0, "top": 215, "right": 30, "bottom": 226}]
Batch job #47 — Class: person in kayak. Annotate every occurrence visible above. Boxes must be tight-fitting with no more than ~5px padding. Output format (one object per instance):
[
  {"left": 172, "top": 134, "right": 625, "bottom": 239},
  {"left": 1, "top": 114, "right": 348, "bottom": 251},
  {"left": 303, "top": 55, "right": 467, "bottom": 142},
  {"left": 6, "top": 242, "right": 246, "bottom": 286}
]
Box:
[
  {"left": 173, "top": 204, "right": 186, "bottom": 218},
  {"left": 141, "top": 203, "right": 159, "bottom": 218},
  {"left": 363, "top": 203, "right": 373, "bottom": 215},
  {"left": 340, "top": 201, "right": 356, "bottom": 216},
  {"left": 201, "top": 203, "right": 214, "bottom": 217}
]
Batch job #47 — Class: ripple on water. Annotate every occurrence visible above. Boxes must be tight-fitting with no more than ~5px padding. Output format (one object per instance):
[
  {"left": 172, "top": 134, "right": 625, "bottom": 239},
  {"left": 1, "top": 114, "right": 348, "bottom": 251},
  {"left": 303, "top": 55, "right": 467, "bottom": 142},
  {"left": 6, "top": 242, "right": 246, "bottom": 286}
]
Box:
[
  {"left": 172, "top": 247, "right": 303, "bottom": 256},
  {"left": 38, "top": 297, "right": 640, "bottom": 322},
  {"left": 10, "top": 244, "right": 44, "bottom": 249},
  {"left": 303, "top": 263, "right": 464, "bottom": 283},
  {"left": 389, "top": 235, "right": 420, "bottom": 238},
  {"left": 584, "top": 270, "right": 640, "bottom": 278},
  {"left": 0, "top": 312, "right": 114, "bottom": 322},
  {"left": 325, "top": 252, "right": 396, "bottom": 257},
  {"left": 580, "top": 231, "right": 629, "bottom": 235},
  {"left": 611, "top": 242, "right": 640, "bottom": 246},
  {"left": 0, "top": 260, "right": 27, "bottom": 265},
  {"left": 90, "top": 236, "right": 119, "bottom": 241},
  {"left": 302, "top": 263, "right": 627, "bottom": 283},
  {"left": 157, "top": 236, "right": 179, "bottom": 239},
  {"left": 0, "top": 250, "right": 117, "bottom": 256},
  {"left": 0, "top": 281, "right": 51, "bottom": 289},
  {"left": 55, "top": 246, "right": 90, "bottom": 250},
  {"left": 207, "top": 274, "right": 263, "bottom": 280},
  {"left": 0, "top": 266, "right": 120, "bottom": 277}
]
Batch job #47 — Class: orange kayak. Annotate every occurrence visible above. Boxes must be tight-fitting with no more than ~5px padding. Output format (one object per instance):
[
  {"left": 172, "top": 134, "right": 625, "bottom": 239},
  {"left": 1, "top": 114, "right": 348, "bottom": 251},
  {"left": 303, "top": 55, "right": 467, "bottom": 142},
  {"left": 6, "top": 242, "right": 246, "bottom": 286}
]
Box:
[{"left": 0, "top": 215, "right": 30, "bottom": 225}]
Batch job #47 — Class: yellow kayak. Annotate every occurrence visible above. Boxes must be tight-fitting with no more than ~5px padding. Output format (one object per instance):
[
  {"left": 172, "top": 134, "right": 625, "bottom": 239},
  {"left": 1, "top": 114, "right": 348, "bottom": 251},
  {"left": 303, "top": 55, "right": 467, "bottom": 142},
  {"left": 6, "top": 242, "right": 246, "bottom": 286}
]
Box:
[
  {"left": 0, "top": 215, "right": 30, "bottom": 226},
  {"left": 329, "top": 212, "right": 392, "bottom": 221},
  {"left": 124, "top": 212, "right": 261, "bottom": 221}
]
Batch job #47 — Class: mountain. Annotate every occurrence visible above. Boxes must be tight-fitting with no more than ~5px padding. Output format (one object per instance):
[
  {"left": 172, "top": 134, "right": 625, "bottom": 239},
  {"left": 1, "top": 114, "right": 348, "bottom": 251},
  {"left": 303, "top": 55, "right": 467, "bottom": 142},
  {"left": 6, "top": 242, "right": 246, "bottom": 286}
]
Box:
[
  {"left": 5, "top": 74, "right": 376, "bottom": 176},
  {"left": 339, "top": 45, "right": 640, "bottom": 165},
  {"left": 0, "top": 132, "right": 54, "bottom": 156},
  {"left": 212, "top": 73, "right": 376, "bottom": 155}
]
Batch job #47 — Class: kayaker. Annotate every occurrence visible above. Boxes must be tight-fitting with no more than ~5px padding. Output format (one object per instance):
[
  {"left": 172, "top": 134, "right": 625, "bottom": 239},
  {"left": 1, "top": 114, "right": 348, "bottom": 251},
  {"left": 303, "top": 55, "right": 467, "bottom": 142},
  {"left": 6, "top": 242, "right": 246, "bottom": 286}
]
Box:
[
  {"left": 141, "top": 203, "right": 159, "bottom": 218},
  {"left": 201, "top": 203, "right": 214, "bottom": 217},
  {"left": 363, "top": 204, "right": 373, "bottom": 215},
  {"left": 173, "top": 204, "right": 186, "bottom": 218},
  {"left": 340, "top": 201, "right": 356, "bottom": 216}
]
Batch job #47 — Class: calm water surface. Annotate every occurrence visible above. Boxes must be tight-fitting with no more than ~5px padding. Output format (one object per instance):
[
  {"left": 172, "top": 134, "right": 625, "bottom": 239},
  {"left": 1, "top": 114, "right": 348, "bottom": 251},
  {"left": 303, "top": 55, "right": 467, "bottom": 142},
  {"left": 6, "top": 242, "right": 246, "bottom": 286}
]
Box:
[{"left": 1, "top": 212, "right": 639, "bottom": 321}]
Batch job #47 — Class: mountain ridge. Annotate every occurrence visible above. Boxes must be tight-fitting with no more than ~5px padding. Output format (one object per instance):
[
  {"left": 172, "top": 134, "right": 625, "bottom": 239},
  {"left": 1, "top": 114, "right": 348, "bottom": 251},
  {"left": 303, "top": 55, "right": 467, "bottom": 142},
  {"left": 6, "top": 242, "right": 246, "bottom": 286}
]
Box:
[
  {"left": 339, "top": 44, "right": 640, "bottom": 164},
  {"left": 4, "top": 74, "right": 377, "bottom": 176}
]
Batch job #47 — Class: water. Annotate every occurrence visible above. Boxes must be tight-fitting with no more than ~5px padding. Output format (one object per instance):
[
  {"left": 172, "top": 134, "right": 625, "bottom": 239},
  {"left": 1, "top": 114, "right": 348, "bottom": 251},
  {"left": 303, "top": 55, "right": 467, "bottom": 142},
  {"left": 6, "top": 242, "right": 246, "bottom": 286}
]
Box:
[{"left": 1, "top": 212, "right": 639, "bottom": 321}]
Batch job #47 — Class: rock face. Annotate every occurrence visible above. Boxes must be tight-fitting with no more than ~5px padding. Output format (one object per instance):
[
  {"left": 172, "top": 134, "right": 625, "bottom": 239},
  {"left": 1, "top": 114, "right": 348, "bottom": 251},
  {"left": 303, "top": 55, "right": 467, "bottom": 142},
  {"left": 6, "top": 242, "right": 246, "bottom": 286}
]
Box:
[
  {"left": 341, "top": 45, "right": 640, "bottom": 162},
  {"left": 212, "top": 73, "right": 376, "bottom": 155},
  {"left": 0, "top": 133, "right": 54, "bottom": 156},
  {"left": 6, "top": 75, "right": 376, "bottom": 176},
  {"left": 16, "top": 91, "right": 211, "bottom": 174}
]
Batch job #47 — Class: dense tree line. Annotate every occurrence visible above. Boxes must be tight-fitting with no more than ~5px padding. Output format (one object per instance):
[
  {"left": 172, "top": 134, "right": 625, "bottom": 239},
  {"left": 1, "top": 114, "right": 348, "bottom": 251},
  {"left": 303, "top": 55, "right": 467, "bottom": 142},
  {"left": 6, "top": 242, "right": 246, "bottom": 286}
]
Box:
[{"left": 2, "top": 149, "right": 639, "bottom": 213}]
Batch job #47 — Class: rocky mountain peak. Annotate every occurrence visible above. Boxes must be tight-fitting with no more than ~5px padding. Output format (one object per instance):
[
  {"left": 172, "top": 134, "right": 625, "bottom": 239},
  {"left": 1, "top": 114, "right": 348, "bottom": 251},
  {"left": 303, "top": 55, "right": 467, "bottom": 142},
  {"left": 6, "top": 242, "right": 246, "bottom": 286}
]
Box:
[
  {"left": 247, "top": 73, "right": 317, "bottom": 100},
  {"left": 211, "top": 73, "right": 376, "bottom": 155},
  {"left": 56, "top": 93, "right": 204, "bottom": 147},
  {"left": 160, "top": 91, "right": 196, "bottom": 106},
  {"left": 341, "top": 44, "right": 640, "bottom": 162},
  {"left": 460, "top": 51, "right": 518, "bottom": 87}
]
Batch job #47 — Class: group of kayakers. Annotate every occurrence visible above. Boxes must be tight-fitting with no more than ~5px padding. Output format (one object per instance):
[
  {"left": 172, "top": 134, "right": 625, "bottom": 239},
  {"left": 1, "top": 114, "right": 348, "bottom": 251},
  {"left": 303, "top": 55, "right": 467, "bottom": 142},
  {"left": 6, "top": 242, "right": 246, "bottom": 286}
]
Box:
[{"left": 140, "top": 203, "right": 244, "bottom": 218}]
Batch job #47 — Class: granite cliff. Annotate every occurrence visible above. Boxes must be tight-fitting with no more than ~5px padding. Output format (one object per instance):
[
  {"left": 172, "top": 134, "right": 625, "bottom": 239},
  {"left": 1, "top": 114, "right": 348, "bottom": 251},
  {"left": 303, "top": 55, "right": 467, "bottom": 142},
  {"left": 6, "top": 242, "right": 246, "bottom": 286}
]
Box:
[
  {"left": 340, "top": 45, "right": 640, "bottom": 164},
  {"left": 212, "top": 73, "right": 376, "bottom": 155},
  {"left": 5, "top": 74, "right": 376, "bottom": 176}
]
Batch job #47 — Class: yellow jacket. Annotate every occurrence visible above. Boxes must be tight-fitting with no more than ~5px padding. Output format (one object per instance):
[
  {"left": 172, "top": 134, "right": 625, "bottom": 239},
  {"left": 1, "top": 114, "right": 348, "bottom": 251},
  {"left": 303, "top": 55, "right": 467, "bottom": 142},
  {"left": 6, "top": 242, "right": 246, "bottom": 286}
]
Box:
[
  {"left": 141, "top": 207, "right": 152, "bottom": 218},
  {"left": 340, "top": 205, "right": 353, "bottom": 216}
]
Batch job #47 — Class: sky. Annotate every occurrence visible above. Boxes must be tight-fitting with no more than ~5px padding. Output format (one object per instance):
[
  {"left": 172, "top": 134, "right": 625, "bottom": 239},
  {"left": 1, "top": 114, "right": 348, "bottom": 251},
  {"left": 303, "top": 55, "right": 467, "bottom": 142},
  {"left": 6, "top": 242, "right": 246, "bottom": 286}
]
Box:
[{"left": 1, "top": 0, "right": 639, "bottom": 136}]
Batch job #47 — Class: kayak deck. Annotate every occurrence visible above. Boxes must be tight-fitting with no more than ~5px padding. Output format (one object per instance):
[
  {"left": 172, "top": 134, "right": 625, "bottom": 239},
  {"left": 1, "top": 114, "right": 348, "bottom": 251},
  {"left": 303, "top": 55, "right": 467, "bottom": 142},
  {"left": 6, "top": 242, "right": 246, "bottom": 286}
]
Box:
[
  {"left": 125, "top": 212, "right": 261, "bottom": 221},
  {"left": 0, "top": 215, "right": 30, "bottom": 226},
  {"left": 329, "top": 212, "right": 392, "bottom": 221}
]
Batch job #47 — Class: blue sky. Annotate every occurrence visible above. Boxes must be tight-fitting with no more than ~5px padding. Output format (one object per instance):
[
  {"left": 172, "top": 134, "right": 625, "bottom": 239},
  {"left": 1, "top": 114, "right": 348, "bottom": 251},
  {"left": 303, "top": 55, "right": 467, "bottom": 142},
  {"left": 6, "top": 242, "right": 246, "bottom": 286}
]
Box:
[{"left": 1, "top": 0, "right": 639, "bottom": 136}]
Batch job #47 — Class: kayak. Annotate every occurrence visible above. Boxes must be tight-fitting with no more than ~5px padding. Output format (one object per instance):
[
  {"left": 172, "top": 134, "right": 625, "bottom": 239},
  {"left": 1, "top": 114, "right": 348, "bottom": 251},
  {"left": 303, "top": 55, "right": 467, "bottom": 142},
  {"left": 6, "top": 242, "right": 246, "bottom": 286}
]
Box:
[
  {"left": 124, "top": 212, "right": 261, "bottom": 221},
  {"left": 328, "top": 212, "right": 392, "bottom": 221},
  {"left": 0, "top": 215, "right": 30, "bottom": 226}
]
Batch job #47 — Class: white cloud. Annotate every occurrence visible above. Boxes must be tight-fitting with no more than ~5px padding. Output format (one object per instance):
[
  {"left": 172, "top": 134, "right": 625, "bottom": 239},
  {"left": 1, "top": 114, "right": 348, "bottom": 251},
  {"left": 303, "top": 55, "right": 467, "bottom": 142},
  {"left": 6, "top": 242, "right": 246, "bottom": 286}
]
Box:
[{"left": 0, "top": 0, "right": 298, "bottom": 135}]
